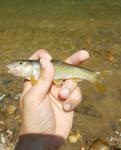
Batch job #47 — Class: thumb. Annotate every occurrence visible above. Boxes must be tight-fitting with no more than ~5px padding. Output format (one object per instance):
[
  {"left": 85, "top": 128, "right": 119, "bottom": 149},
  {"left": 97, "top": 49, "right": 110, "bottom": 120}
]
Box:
[{"left": 27, "top": 59, "right": 54, "bottom": 101}]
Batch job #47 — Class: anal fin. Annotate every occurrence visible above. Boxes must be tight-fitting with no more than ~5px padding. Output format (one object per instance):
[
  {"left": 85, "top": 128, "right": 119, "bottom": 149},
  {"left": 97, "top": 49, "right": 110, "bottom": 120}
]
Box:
[
  {"left": 70, "top": 78, "right": 82, "bottom": 83},
  {"left": 53, "top": 80, "right": 63, "bottom": 87}
]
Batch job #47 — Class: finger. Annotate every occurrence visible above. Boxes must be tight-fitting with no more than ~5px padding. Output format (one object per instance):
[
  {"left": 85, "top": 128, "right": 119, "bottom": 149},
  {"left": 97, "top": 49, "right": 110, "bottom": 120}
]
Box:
[
  {"left": 66, "top": 50, "right": 90, "bottom": 65},
  {"left": 50, "top": 85, "right": 60, "bottom": 100},
  {"left": 21, "top": 80, "right": 32, "bottom": 99},
  {"left": 22, "top": 50, "right": 52, "bottom": 95},
  {"left": 19, "top": 80, "right": 32, "bottom": 112},
  {"left": 59, "top": 80, "right": 78, "bottom": 100},
  {"left": 30, "top": 49, "right": 52, "bottom": 60},
  {"left": 63, "top": 87, "right": 82, "bottom": 111},
  {"left": 26, "top": 59, "right": 54, "bottom": 101}
]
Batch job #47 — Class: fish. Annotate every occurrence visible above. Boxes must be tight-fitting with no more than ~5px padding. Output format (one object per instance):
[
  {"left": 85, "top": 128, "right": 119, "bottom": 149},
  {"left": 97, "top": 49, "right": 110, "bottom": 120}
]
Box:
[{"left": 7, "top": 60, "right": 105, "bottom": 91}]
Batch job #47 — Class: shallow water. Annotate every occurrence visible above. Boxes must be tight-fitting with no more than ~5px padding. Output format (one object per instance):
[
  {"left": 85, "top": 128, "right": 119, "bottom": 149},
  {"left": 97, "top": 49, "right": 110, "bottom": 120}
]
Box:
[{"left": 0, "top": 0, "right": 121, "bottom": 149}]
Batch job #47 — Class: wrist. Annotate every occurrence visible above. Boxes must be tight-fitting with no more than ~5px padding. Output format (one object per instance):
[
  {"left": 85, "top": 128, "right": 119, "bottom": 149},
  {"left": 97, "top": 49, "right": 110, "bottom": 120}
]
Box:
[{"left": 15, "top": 134, "right": 65, "bottom": 150}]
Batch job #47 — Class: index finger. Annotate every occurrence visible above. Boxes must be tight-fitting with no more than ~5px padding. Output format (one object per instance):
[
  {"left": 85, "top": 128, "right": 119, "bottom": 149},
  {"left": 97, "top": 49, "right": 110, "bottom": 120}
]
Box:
[
  {"left": 65, "top": 50, "right": 90, "bottom": 65},
  {"left": 30, "top": 49, "right": 52, "bottom": 60},
  {"left": 23, "top": 49, "right": 52, "bottom": 95}
]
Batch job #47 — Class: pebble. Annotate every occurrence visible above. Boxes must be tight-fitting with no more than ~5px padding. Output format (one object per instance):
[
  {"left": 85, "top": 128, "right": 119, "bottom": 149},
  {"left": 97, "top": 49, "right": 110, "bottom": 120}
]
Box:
[
  {"left": 7, "top": 105, "right": 16, "bottom": 115},
  {"left": 69, "top": 135, "right": 78, "bottom": 143},
  {"left": 6, "top": 129, "right": 13, "bottom": 135},
  {"left": 0, "top": 133, "right": 6, "bottom": 144},
  {"left": 109, "top": 136, "right": 121, "bottom": 149},
  {"left": 0, "top": 94, "right": 6, "bottom": 102},
  {"left": 106, "top": 53, "right": 115, "bottom": 63},
  {"left": 69, "top": 130, "right": 81, "bottom": 143},
  {"left": 88, "top": 139, "right": 115, "bottom": 150},
  {"left": 80, "top": 147, "right": 86, "bottom": 150},
  {"left": 108, "top": 55, "right": 115, "bottom": 62},
  {"left": 0, "top": 121, "right": 5, "bottom": 132},
  {"left": 14, "top": 93, "right": 21, "bottom": 101},
  {"left": 15, "top": 114, "right": 21, "bottom": 123}
]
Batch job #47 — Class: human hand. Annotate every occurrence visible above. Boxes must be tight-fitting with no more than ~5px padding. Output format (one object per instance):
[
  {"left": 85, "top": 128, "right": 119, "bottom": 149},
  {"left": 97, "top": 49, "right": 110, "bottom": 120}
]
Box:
[{"left": 19, "top": 49, "right": 89, "bottom": 140}]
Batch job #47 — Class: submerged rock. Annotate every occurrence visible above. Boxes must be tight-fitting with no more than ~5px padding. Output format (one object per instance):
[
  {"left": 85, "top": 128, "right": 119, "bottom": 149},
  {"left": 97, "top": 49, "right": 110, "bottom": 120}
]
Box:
[
  {"left": 69, "top": 130, "right": 82, "bottom": 143},
  {"left": 109, "top": 136, "right": 121, "bottom": 149},
  {"left": 88, "top": 139, "right": 116, "bottom": 150},
  {"left": 14, "top": 93, "right": 21, "bottom": 101},
  {"left": 109, "top": 119, "right": 121, "bottom": 148},
  {"left": 0, "top": 94, "right": 6, "bottom": 102},
  {"left": 0, "top": 133, "right": 6, "bottom": 144},
  {"left": 0, "top": 121, "right": 5, "bottom": 132}
]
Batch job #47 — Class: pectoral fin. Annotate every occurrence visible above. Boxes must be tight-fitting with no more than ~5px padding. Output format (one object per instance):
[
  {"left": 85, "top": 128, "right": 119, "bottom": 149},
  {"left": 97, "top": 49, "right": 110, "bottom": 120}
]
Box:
[
  {"left": 30, "top": 75, "right": 47, "bottom": 85},
  {"left": 93, "top": 72, "right": 106, "bottom": 93},
  {"left": 30, "top": 75, "right": 37, "bottom": 85}
]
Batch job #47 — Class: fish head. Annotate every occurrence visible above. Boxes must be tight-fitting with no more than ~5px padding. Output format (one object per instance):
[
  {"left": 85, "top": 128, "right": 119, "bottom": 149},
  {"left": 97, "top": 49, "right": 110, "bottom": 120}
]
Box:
[{"left": 7, "top": 60, "right": 33, "bottom": 78}]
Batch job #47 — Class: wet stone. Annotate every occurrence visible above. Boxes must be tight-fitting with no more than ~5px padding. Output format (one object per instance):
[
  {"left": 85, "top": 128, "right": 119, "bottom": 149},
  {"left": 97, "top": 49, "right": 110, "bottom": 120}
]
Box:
[
  {"left": 108, "top": 135, "right": 121, "bottom": 149},
  {"left": 0, "top": 94, "right": 6, "bottom": 102},
  {"left": 6, "top": 129, "right": 13, "bottom": 136},
  {"left": 110, "top": 119, "right": 121, "bottom": 134},
  {"left": 14, "top": 93, "right": 21, "bottom": 101},
  {"left": 14, "top": 114, "right": 21, "bottom": 124},
  {"left": 6, "top": 129, "right": 14, "bottom": 143},
  {"left": 0, "top": 121, "right": 5, "bottom": 132},
  {"left": 0, "top": 92, "right": 12, "bottom": 105},
  {"left": 69, "top": 135, "right": 79, "bottom": 143},
  {"left": 68, "top": 130, "right": 82, "bottom": 144},
  {"left": 0, "top": 133, "right": 6, "bottom": 144},
  {"left": 80, "top": 147, "right": 86, "bottom": 150},
  {"left": 106, "top": 53, "right": 116, "bottom": 63}
]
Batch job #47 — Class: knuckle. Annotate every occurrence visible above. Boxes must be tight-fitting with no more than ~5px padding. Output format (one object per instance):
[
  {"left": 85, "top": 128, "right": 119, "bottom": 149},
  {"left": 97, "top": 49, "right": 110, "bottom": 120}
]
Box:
[
  {"left": 72, "top": 89, "right": 82, "bottom": 102},
  {"left": 65, "top": 80, "right": 77, "bottom": 88},
  {"left": 66, "top": 79, "right": 73, "bottom": 85},
  {"left": 73, "top": 95, "right": 81, "bottom": 103},
  {"left": 37, "top": 49, "right": 47, "bottom": 53}
]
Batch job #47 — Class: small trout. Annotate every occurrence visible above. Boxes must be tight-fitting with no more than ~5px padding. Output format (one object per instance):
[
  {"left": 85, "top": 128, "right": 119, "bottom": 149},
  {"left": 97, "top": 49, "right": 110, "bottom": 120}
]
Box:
[{"left": 7, "top": 60, "right": 105, "bottom": 91}]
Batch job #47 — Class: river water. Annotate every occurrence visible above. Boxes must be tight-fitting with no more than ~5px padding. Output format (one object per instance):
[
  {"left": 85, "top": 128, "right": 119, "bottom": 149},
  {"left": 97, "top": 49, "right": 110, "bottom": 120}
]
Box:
[{"left": 0, "top": 0, "right": 121, "bottom": 149}]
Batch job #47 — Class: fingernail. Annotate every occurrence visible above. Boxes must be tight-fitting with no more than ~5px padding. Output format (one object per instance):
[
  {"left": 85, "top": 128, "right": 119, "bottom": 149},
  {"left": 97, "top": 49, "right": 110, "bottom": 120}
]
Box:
[
  {"left": 40, "top": 59, "right": 48, "bottom": 68},
  {"left": 63, "top": 103, "right": 71, "bottom": 111},
  {"left": 80, "top": 50, "right": 90, "bottom": 59},
  {"left": 61, "top": 89, "right": 70, "bottom": 99},
  {"left": 45, "top": 54, "right": 52, "bottom": 60}
]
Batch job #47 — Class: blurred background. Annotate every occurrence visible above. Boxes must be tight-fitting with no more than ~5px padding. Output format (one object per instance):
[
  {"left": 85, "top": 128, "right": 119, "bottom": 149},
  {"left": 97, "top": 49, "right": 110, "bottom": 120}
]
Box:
[{"left": 0, "top": 0, "right": 121, "bottom": 149}]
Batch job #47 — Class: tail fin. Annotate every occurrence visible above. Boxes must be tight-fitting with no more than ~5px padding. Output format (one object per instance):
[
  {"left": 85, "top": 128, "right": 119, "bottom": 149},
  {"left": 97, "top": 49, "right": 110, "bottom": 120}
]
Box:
[{"left": 94, "top": 72, "right": 106, "bottom": 93}]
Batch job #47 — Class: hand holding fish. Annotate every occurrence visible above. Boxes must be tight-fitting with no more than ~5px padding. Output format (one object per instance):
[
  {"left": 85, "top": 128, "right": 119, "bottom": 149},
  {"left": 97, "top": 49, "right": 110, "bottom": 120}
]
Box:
[{"left": 18, "top": 49, "right": 89, "bottom": 140}]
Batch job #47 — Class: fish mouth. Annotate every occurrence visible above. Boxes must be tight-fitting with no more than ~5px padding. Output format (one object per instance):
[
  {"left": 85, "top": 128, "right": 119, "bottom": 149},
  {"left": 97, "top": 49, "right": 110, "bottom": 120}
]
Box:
[
  {"left": 6, "top": 64, "right": 25, "bottom": 77},
  {"left": 6, "top": 65, "right": 18, "bottom": 75}
]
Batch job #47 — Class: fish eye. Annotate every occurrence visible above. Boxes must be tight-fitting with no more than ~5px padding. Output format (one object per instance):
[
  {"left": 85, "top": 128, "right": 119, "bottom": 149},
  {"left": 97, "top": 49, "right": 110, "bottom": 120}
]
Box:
[{"left": 19, "top": 62, "right": 23, "bottom": 65}]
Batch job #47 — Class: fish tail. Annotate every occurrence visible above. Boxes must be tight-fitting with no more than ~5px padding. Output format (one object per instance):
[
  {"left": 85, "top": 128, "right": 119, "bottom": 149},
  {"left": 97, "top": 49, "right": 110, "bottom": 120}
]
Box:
[{"left": 93, "top": 72, "right": 106, "bottom": 92}]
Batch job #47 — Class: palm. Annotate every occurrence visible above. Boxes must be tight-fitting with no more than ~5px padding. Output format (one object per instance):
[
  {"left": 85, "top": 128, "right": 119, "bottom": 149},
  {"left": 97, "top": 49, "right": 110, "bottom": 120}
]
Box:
[
  {"left": 49, "top": 85, "right": 74, "bottom": 138},
  {"left": 20, "top": 83, "right": 73, "bottom": 139},
  {"left": 32, "top": 84, "right": 73, "bottom": 139}
]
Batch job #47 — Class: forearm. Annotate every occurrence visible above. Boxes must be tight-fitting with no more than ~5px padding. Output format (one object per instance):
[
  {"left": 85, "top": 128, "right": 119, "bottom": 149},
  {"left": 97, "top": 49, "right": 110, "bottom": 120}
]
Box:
[{"left": 15, "top": 134, "right": 65, "bottom": 150}]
